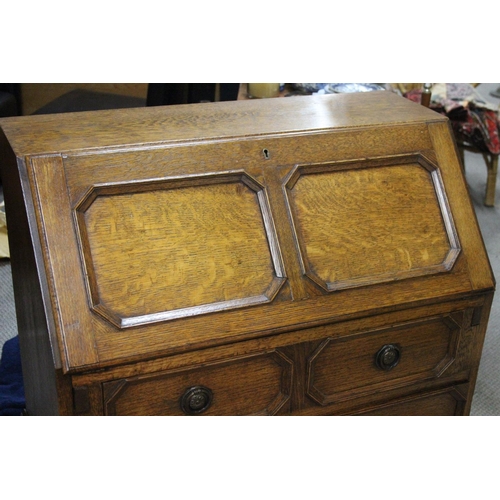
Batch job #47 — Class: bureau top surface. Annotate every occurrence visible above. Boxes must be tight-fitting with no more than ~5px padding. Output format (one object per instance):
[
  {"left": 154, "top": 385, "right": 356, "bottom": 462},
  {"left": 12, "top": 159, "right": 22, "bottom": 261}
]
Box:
[{"left": 0, "top": 91, "right": 445, "bottom": 156}]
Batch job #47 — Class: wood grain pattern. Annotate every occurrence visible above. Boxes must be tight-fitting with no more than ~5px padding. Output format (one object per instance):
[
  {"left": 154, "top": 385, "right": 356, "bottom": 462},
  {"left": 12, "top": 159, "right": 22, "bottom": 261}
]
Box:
[
  {"left": 0, "top": 91, "right": 494, "bottom": 415},
  {"left": 0, "top": 134, "right": 73, "bottom": 413},
  {"left": 286, "top": 156, "right": 460, "bottom": 291},
  {"left": 29, "top": 156, "right": 99, "bottom": 370},
  {"left": 76, "top": 173, "right": 285, "bottom": 327},
  {"left": 1, "top": 92, "right": 443, "bottom": 157},
  {"left": 428, "top": 121, "right": 496, "bottom": 291},
  {"left": 306, "top": 315, "right": 460, "bottom": 406},
  {"left": 353, "top": 385, "right": 467, "bottom": 416},
  {"left": 67, "top": 296, "right": 483, "bottom": 387},
  {"left": 103, "top": 351, "right": 293, "bottom": 416},
  {"left": 22, "top": 114, "right": 473, "bottom": 370}
]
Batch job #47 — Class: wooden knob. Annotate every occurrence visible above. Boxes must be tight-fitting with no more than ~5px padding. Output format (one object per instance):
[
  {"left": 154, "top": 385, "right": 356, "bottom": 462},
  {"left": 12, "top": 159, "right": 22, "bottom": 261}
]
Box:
[
  {"left": 180, "top": 386, "right": 213, "bottom": 415},
  {"left": 375, "top": 344, "right": 401, "bottom": 371}
]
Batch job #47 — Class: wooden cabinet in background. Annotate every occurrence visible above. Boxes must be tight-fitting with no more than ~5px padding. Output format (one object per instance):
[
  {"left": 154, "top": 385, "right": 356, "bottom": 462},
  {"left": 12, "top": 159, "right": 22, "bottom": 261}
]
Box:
[
  {"left": 20, "top": 83, "right": 148, "bottom": 115},
  {"left": 0, "top": 91, "right": 495, "bottom": 415}
]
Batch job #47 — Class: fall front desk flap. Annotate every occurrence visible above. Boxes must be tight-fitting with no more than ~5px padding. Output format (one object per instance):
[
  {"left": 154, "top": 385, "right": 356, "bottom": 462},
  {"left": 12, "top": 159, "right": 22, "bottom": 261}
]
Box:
[{"left": 0, "top": 91, "right": 494, "bottom": 372}]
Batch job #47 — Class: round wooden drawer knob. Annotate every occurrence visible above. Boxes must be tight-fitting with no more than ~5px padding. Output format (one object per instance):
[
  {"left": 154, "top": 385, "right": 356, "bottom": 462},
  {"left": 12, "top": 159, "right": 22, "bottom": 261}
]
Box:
[
  {"left": 375, "top": 344, "right": 401, "bottom": 371},
  {"left": 180, "top": 386, "right": 213, "bottom": 415}
]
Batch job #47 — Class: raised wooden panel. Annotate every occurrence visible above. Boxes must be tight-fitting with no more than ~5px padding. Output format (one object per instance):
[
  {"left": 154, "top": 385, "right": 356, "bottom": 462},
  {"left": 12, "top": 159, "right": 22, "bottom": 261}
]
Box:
[
  {"left": 75, "top": 172, "right": 285, "bottom": 328},
  {"left": 285, "top": 153, "right": 460, "bottom": 291},
  {"left": 306, "top": 315, "right": 461, "bottom": 406},
  {"left": 103, "top": 351, "right": 293, "bottom": 416}
]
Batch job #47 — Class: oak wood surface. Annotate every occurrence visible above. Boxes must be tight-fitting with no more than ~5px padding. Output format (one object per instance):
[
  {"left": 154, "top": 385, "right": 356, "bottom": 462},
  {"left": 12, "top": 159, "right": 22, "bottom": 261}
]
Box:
[
  {"left": 73, "top": 300, "right": 484, "bottom": 416},
  {"left": 428, "top": 122, "right": 496, "bottom": 291},
  {"left": 286, "top": 159, "right": 457, "bottom": 290},
  {"left": 0, "top": 133, "right": 71, "bottom": 414},
  {"left": 0, "top": 91, "right": 495, "bottom": 415},
  {"left": 353, "top": 385, "right": 467, "bottom": 416},
  {"left": 103, "top": 350, "right": 292, "bottom": 416},
  {"left": 1, "top": 91, "right": 443, "bottom": 156},
  {"left": 78, "top": 175, "right": 283, "bottom": 326},
  {"left": 70, "top": 294, "right": 488, "bottom": 386},
  {"left": 307, "top": 315, "right": 460, "bottom": 404},
  {"left": 18, "top": 118, "right": 490, "bottom": 372}
]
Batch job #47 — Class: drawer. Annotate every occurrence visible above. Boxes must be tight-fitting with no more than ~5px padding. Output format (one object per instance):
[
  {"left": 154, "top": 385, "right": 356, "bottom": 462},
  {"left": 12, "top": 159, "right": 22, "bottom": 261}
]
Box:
[
  {"left": 353, "top": 385, "right": 468, "bottom": 416},
  {"left": 102, "top": 351, "right": 293, "bottom": 416},
  {"left": 306, "top": 315, "right": 461, "bottom": 407}
]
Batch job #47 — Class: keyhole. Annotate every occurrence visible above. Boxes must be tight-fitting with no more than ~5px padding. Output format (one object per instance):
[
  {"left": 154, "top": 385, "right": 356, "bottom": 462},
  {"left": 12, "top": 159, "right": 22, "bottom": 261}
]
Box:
[{"left": 262, "top": 148, "right": 270, "bottom": 159}]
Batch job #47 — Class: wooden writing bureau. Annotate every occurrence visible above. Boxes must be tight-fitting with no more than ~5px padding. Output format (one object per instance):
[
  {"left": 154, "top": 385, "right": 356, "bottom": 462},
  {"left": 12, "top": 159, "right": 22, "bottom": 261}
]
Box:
[{"left": 0, "top": 91, "right": 495, "bottom": 415}]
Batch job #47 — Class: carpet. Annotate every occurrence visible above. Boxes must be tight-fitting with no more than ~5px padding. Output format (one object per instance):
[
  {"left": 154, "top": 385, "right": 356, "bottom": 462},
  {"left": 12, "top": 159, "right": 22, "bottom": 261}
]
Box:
[{"left": 0, "top": 335, "right": 25, "bottom": 415}]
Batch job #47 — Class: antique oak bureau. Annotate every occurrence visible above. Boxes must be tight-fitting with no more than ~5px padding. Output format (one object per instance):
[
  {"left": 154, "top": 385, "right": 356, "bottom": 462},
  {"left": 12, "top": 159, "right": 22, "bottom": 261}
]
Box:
[{"left": 0, "top": 91, "right": 495, "bottom": 416}]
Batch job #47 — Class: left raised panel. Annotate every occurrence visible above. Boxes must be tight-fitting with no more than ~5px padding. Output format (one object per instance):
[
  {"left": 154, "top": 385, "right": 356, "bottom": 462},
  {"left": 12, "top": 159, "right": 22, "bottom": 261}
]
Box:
[{"left": 74, "top": 171, "right": 286, "bottom": 328}]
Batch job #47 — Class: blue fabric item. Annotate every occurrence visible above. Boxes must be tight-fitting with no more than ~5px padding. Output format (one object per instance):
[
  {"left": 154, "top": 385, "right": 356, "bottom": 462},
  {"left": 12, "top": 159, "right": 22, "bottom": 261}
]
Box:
[{"left": 0, "top": 336, "right": 25, "bottom": 416}]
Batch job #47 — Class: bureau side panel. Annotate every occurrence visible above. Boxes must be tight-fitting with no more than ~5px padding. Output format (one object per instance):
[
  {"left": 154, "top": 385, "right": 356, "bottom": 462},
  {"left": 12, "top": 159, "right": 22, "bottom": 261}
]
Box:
[{"left": 0, "top": 132, "right": 72, "bottom": 415}]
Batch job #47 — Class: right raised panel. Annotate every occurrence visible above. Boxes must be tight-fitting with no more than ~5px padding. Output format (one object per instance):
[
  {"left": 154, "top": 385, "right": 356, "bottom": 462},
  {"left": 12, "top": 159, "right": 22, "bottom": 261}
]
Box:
[{"left": 284, "top": 153, "right": 460, "bottom": 292}]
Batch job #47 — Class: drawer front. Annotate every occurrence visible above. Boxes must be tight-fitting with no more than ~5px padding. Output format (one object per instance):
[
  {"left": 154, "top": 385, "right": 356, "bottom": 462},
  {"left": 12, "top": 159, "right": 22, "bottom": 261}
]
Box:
[
  {"left": 102, "top": 351, "right": 293, "bottom": 416},
  {"left": 354, "top": 386, "right": 468, "bottom": 416},
  {"left": 306, "top": 315, "right": 461, "bottom": 406}
]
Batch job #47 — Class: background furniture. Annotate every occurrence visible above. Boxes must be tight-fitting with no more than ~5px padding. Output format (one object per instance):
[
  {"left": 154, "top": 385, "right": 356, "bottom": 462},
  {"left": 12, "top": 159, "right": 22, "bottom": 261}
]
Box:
[
  {"left": 147, "top": 83, "right": 239, "bottom": 106},
  {"left": 0, "top": 91, "right": 18, "bottom": 118},
  {"left": 0, "top": 91, "right": 494, "bottom": 415},
  {"left": 31, "top": 88, "right": 146, "bottom": 115},
  {"left": 406, "top": 83, "right": 499, "bottom": 207},
  {"left": 19, "top": 83, "right": 148, "bottom": 115},
  {"left": 0, "top": 84, "right": 21, "bottom": 118},
  {"left": 16, "top": 83, "right": 240, "bottom": 116},
  {"left": 459, "top": 145, "right": 498, "bottom": 207},
  {"left": 0, "top": 84, "right": 20, "bottom": 186}
]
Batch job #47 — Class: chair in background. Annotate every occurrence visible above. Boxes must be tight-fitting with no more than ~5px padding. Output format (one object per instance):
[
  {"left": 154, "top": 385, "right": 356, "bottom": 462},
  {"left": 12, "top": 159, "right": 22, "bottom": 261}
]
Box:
[
  {"left": 457, "top": 144, "right": 498, "bottom": 207},
  {"left": 406, "top": 83, "right": 499, "bottom": 207}
]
